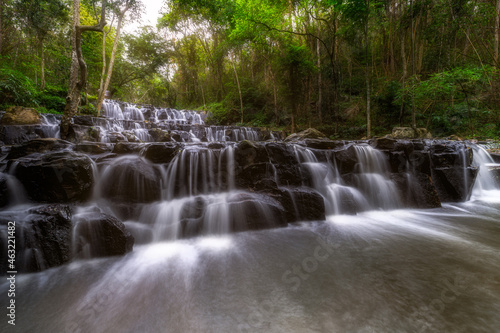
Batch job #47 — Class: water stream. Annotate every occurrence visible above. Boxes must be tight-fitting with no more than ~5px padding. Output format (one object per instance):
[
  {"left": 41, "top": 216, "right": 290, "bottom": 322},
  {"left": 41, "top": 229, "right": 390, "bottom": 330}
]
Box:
[{"left": 1, "top": 101, "right": 499, "bottom": 332}]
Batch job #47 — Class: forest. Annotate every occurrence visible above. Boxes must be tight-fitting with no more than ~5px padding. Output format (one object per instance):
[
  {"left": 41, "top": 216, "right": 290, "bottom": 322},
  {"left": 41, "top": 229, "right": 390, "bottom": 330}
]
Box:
[{"left": 1, "top": 0, "right": 499, "bottom": 139}]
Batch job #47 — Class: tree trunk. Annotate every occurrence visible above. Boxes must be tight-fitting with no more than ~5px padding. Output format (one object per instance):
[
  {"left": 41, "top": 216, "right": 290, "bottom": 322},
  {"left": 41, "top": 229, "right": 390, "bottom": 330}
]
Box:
[
  {"left": 40, "top": 41, "right": 45, "bottom": 90},
  {"left": 317, "top": 24, "right": 322, "bottom": 122},
  {"left": 61, "top": 0, "right": 106, "bottom": 140},
  {"left": 97, "top": 8, "right": 128, "bottom": 115},
  {"left": 231, "top": 54, "right": 244, "bottom": 124},
  {"left": 495, "top": 0, "right": 500, "bottom": 66},
  {"left": 0, "top": 0, "right": 3, "bottom": 56}
]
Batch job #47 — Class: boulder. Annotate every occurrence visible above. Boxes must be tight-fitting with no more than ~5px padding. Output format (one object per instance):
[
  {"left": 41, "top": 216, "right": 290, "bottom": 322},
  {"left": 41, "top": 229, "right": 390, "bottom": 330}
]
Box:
[
  {"left": 143, "top": 143, "right": 180, "bottom": 163},
  {"left": 285, "top": 128, "right": 327, "bottom": 142},
  {"left": 333, "top": 144, "right": 358, "bottom": 175},
  {"left": 391, "top": 127, "right": 432, "bottom": 139},
  {"left": 11, "top": 151, "right": 95, "bottom": 203},
  {"left": 113, "top": 142, "right": 146, "bottom": 155},
  {"left": 0, "top": 204, "right": 73, "bottom": 273},
  {"left": 277, "top": 187, "right": 325, "bottom": 222},
  {"left": 73, "top": 115, "right": 94, "bottom": 126},
  {"left": 74, "top": 142, "right": 112, "bottom": 154},
  {"left": 0, "top": 124, "right": 48, "bottom": 144},
  {"left": 7, "top": 138, "right": 72, "bottom": 159},
  {"left": 149, "top": 128, "right": 171, "bottom": 142},
  {"left": 73, "top": 212, "right": 134, "bottom": 258},
  {"left": 391, "top": 172, "right": 441, "bottom": 208},
  {"left": 488, "top": 165, "right": 500, "bottom": 187},
  {"left": 0, "top": 106, "right": 40, "bottom": 125},
  {"left": 99, "top": 156, "right": 161, "bottom": 203},
  {"left": 431, "top": 166, "right": 478, "bottom": 202}
]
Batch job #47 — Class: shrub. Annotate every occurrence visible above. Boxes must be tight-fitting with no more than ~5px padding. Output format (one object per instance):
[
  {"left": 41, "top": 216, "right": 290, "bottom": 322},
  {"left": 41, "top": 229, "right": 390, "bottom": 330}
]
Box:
[{"left": 0, "top": 68, "right": 38, "bottom": 106}]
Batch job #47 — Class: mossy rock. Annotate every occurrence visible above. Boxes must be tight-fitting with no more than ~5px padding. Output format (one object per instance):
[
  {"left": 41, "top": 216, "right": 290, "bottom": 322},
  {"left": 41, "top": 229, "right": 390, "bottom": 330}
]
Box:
[{"left": 1, "top": 106, "right": 40, "bottom": 125}]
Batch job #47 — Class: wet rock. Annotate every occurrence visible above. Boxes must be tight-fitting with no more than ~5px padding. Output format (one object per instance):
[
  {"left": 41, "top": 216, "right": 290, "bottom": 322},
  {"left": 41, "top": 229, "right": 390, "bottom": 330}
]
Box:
[
  {"left": 285, "top": 128, "right": 327, "bottom": 142},
  {"left": 122, "top": 130, "right": 141, "bottom": 142},
  {"left": 300, "top": 139, "right": 345, "bottom": 150},
  {"left": 235, "top": 162, "right": 275, "bottom": 189},
  {"left": 0, "top": 106, "right": 40, "bottom": 125},
  {"left": 73, "top": 212, "right": 134, "bottom": 258},
  {"left": 277, "top": 187, "right": 325, "bottom": 222},
  {"left": 11, "top": 151, "right": 94, "bottom": 203},
  {"left": 487, "top": 165, "right": 500, "bottom": 187},
  {"left": 266, "top": 143, "right": 304, "bottom": 186},
  {"left": 431, "top": 166, "right": 478, "bottom": 202},
  {"left": 149, "top": 128, "right": 171, "bottom": 142},
  {"left": 100, "top": 156, "right": 161, "bottom": 203},
  {"left": 333, "top": 144, "right": 358, "bottom": 175},
  {"left": 0, "top": 204, "right": 73, "bottom": 273},
  {"left": 105, "top": 132, "right": 127, "bottom": 143},
  {"left": 431, "top": 142, "right": 473, "bottom": 168},
  {"left": 73, "top": 115, "right": 94, "bottom": 126},
  {"left": 0, "top": 174, "right": 8, "bottom": 207},
  {"left": 391, "top": 172, "right": 441, "bottom": 208},
  {"left": 0, "top": 125, "right": 48, "bottom": 144},
  {"left": 235, "top": 141, "right": 269, "bottom": 168},
  {"left": 113, "top": 142, "right": 146, "bottom": 154},
  {"left": 488, "top": 152, "right": 500, "bottom": 163},
  {"left": 74, "top": 142, "right": 112, "bottom": 154},
  {"left": 7, "top": 138, "right": 72, "bottom": 159},
  {"left": 143, "top": 143, "right": 180, "bottom": 163}
]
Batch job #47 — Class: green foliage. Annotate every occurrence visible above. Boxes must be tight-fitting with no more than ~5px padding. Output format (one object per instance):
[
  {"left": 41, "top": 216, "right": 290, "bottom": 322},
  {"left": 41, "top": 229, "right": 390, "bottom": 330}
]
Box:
[
  {"left": 0, "top": 67, "right": 38, "bottom": 106},
  {"left": 37, "top": 86, "right": 67, "bottom": 112},
  {"left": 79, "top": 103, "right": 97, "bottom": 115}
]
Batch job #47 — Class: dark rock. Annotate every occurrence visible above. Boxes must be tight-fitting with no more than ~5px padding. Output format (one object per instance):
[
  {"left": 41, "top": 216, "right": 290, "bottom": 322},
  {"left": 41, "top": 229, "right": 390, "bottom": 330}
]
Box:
[
  {"left": 265, "top": 143, "right": 304, "bottom": 186},
  {"left": 143, "top": 143, "right": 180, "bottom": 163},
  {"left": 74, "top": 142, "right": 112, "bottom": 154},
  {"left": 11, "top": 151, "right": 94, "bottom": 203},
  {"left": 0, "top": 125, "right": 46, "bottom": 144},
  {"left": 488, "top": 152, "right": 500, "bottom": 163},
  {"left": 488, "top": 165, "right": 500, "bottom": 187},
  {"left": 0, "top": 106, "right": 40, "bottom": 125},
  {"left": 391, "top": 172, "right": 441, "bottom": 208},
  {"left": 301, "top": 139, "right": 345, "bottom": 150},
  {"left": 7, "top": 138, "right": 72, "bottom": 159},
  {"left": 105, "top": 132, "right": 127, "bottom": 143},
  {"left": 0, "top": 204, "right": 73, "bottom": 273},
  {"left": 235, "top": 141, "right": 269, "bottom": 168},
  {"left": 0, "top": 174, "right": 8, "bottom": 207},
  {"left": 277, "top": 187, "right": 325, "bottom": 222},
  {"left": 100, "top": 156, "right": 161, "bottom": 203},
  {"left": 73, "top": 212, "right": 134, "bottom": 258},
  {"left": 113, "top": 142, "right": 146, "bottom": 154},
  {"left": 431, "top": 166, "right": 478, "bottom": 202},
  {"left": 73, "top": 115, "right": 94, "bottom": 126},
  {"left": 333, "top": 144, "right": 358, "bottom": 175}
]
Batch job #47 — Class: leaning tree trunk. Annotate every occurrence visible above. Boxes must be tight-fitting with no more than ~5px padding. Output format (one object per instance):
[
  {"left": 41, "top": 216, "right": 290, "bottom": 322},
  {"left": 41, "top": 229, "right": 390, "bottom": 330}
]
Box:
[{"left": 96, "top": 7, "right": 129, "bottom": 115}]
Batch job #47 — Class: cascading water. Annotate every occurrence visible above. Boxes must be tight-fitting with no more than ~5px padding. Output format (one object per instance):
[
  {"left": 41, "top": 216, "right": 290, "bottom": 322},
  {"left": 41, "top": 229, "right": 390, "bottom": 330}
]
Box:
[{"left": 1, "top": 100, "right": 500, "bottom": 332}]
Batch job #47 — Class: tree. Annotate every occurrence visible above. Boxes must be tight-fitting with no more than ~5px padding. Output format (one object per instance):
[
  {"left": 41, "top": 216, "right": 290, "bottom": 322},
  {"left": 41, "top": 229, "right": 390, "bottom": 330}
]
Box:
[
  {"left": 96, "top": 0, "right": 142, "bottom": 115},
  {"left": 13, "top": 0, "right": 68, "bottom": 90},
  {"left": 61, "top": 0, "right": 106, "bottom": 139}
]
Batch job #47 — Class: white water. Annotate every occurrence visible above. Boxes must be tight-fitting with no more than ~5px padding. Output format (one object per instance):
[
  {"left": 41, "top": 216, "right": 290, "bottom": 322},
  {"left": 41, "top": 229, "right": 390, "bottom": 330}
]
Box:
[{"left": 2, "top": 192, "right": 500, "bottom": 333}]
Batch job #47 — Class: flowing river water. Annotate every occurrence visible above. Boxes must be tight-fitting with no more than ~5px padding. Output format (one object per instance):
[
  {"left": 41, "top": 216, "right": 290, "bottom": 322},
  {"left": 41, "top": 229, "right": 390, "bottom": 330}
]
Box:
[{"left": 1, "top": 101, "right": 499, "bottom": 332}]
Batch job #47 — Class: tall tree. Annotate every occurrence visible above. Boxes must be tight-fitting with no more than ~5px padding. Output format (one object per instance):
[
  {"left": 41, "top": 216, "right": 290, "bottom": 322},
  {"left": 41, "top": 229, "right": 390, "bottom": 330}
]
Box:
[
  {"left": 96, "top": 0, "right": 141, "bottom": 115},
  {"left": 13, "top": 0, "right": 68, "bottom": 90},
  {"left": 61, "top": 0, "right": 106, "bottom": 139}
]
